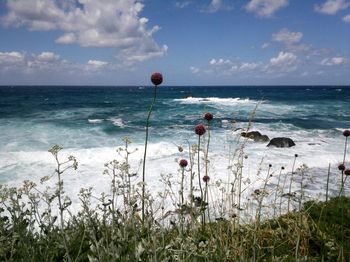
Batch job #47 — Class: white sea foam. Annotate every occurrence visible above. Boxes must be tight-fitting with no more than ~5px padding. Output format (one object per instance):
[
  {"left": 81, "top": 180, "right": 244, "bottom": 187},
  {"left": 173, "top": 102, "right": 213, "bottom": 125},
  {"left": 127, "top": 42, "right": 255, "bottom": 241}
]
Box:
[
  {"left": 174, "top": 97, "right": 257, "bottom": 106},
  {"left": 88, "top": 118, "right": 104, "bottom": 124},
  {"left": 108, "top": 117, "right": 125, "bottom": 128}
]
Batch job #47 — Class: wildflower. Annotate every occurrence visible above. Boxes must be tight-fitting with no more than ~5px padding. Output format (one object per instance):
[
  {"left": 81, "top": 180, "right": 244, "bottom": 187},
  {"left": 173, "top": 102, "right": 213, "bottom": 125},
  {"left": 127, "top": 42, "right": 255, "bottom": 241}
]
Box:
[
  {"left": 281, "top": 166, "right": 285, "bottom": 170},
  {"left": 203, "top": 175, "right": 210, "bottom": 183},
  {"left": 338, "top": 164, "right": 346, "bottom": 171},
  {"left": 345, "top": 169, "right": 350, "bottom": 176},
  {"left": 204, "top": 112, "right": 213, "bottom": 121},
  {"left": 343, "top": 130, "right": 350, "bottom": 137},
  {"left": 151, "top": 72, "right": 163, "bottom": 86},
  {"left": 295, "top": 154, "right": 298, "bottom": 157},
  {"left": 195, "top": 124, "right": 206, "bottom": 136},
  {"left": 179, "top": 159, "right": 188, "bottom": 168},
  {"left": 269, "top": 164, "right": 272, "bottom": 168},
  {"left": 178, "top": 145, "right": 183, "bottom": 152}
]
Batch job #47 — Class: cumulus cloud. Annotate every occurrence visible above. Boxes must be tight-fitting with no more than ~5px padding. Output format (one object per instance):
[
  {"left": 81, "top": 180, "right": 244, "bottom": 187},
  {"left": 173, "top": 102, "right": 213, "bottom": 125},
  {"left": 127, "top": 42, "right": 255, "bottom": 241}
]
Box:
[
  {"left": 0, "top": 50, "right": 115, "bottom": 76},
  {"left": 245, "top": 0, "right": 288, "bottom": 18},
  {"left": 208, "top": 58, "right": 262, "bottom": 75},
  {"left": 272, "top": 28, "right": 303, "bottom": 45},
  {"left": 269, "top": 52, "right": 296, "bottom": 66},
  {"left": 87, "top": 60, "right": 108, "bottom": 67},
  {"left": 0, "top": 51, "right": 25, "bottom": 65},
  {"left": 314, "top": 0, "right": 350, "bottom": 15},
  {"left": 263, "top": 51, "right": 298, "bottom": 74},
  {"left": 321, "top": 56, "right": 346, "bottom": 65},
  {"left": 343, "top": 14, "right": 350, "bottom": 22},
  {"left": 239, "top": 62, "right": 258, "bottom": 71},
  {"left": 37, "top": 51, "right": 60, "bottom": 62},
  {"left": 209, "top": 58, "right": 232, "bottom": 66},
  {"left": 2, "top": 0, "right": 167, "bottom": 64}
]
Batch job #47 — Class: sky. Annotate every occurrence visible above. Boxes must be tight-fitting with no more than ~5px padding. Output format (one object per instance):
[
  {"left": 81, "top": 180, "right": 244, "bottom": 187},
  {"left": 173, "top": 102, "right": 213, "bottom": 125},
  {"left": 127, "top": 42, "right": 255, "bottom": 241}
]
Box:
[{"left": 0, "top": 0, "right": 349, "bottom": 86}]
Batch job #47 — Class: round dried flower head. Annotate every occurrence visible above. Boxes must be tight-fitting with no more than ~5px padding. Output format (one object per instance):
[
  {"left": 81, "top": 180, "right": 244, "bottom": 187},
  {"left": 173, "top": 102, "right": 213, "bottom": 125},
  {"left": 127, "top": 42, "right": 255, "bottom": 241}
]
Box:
[
  {"left": 295, "top": 154, "right": 298, "bottom": 158},
  {"left": 178, "top": 146, "right": 183, "bottom": 152},
  {"left": 195, "top": 124, "right": 206, "bottom": 136},
  {"left": 343, "top": 130, "right": 350, "bottom": 137},
  {"left": 204, "top": 112, "right": 213, "bottom": 121},
  {"left": 203, "top": 175, "right": 210, "bottom": 183},
  {"left": 338, "top": 164, "right": 346, "bottom": 171},
  {"left": 281, "top": 166, "right": 285, "bottom": 170},
  {"left": 254, "top": 189, "right": 261, "bottom": 195},
  {"left": 345, "top": 169, "right": 350, "bottom": 176},
  {"left": 269, "top": 164, "right": 272, "bottom": 168},
  {"left": 179, "top": 159, "right": 188, "bottom": 168},
  {"left": 151, "top": 72, "right": 163, "bottom": 86}
]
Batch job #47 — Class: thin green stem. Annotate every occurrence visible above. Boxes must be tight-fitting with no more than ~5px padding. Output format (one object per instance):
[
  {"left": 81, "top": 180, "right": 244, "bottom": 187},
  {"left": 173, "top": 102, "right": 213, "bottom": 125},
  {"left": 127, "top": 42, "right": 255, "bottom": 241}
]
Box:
[
  {"left": 197, "top": 135, "right": 204, "bottom": 229},
  {"left": 142, "top": 85, "right": 158, "bottom": 223}
]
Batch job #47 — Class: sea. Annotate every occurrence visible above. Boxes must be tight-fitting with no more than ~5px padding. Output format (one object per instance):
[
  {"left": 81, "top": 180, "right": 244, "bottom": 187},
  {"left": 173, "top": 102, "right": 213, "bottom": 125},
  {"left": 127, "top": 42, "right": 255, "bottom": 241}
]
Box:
[{"left": 1, "top": 85, "right": 350, "bottom": 217}]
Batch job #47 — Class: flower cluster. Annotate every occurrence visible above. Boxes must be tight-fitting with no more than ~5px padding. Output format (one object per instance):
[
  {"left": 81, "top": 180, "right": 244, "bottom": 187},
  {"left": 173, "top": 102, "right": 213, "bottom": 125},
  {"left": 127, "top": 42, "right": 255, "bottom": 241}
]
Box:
[{"left": 151, "top": 72, "right": 163, "bottom": 86}]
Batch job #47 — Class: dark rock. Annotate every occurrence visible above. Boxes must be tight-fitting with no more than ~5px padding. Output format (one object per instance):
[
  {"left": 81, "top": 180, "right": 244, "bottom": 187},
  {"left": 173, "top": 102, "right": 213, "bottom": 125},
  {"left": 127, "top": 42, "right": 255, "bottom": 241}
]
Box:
[
  {"left": 267, "top": 137, "right": 296, "bottom": 148},
  {"left": 241, "top": 131, "right": 270, "bottom": 142},
  {"left": 257, "top": 135, "right": 270, "bottom": 142}
]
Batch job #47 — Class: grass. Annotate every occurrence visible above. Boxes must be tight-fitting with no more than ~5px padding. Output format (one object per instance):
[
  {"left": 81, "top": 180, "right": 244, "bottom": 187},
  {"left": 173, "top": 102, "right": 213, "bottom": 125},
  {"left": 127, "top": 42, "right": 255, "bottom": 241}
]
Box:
[{"left": 1, "top": 190, "right": 349, "bottom": 261}]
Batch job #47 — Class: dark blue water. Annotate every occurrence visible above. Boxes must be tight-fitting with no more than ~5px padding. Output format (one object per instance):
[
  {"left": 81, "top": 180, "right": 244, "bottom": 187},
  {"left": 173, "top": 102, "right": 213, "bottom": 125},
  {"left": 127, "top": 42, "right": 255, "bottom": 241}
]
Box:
[{"left": 1, "top": 86, "right": 349, "bottom": 136}]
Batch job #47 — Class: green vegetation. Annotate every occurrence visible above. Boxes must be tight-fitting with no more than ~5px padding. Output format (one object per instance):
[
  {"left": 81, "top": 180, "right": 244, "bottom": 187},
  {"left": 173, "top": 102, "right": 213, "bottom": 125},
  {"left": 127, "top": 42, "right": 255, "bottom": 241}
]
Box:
[{"left": 0, "top": 182, "right": 349, "bottom": 261}]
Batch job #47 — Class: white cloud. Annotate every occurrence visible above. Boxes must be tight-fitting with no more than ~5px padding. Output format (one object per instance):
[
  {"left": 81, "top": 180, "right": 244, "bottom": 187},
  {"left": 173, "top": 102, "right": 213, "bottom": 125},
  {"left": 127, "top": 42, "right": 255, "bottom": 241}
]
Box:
[
  {"left": 265, "top": 51, "right": 298, "bottom": 73},
  {"left": 2, "top": 0, "right": 167, "bottom": 64},
  {"left": 272, "top": 28, "right": 303, "bottom": 45},
  {"left": 209, "top": 58, "right": 233, "bottom": 66},
  {"left": 87, "top": 60, "right": 108, "bottom": 67},
  {"left": 0, "top": 50, "right": 116, "bottom": 76},
  {"left": 37, "top": 51, "right": 60, "bottom": 62},
  {"left": 269, "top": 51, "right": 297, "bottom": 66},
  {"left": 245, "top": 0, "right": 288, "bottom": 18},
  {"left": 343, "top": 14, "right": 350, "bottom": 22},
  {"left": 321, "top": 56, "right": 346, "bottom": 65},
  {"left": 314, "top": 0, "right": 350, "bottom": 15},
  {"left": 0, "top": 51, "right": 25, "bottom": 65},
  {"left": 239, "top": 62, "right": 258, "bottom": 71}
]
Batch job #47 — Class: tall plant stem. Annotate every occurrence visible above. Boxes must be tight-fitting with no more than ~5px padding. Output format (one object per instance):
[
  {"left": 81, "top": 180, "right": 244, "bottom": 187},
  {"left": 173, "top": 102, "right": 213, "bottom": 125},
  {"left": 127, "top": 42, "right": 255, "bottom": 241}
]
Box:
[
  {"left": 198, "top": 136, "right": 204, "bottom": 200},
  {"left": 142, "top": 85, "right": 158, "bottom": 223},
  {"left": 339, "top": 137, "right": 348, "bottom": 197},
  {"left": 205, "top": 122, "right": 211, "bottom": 177},
  {"left": 180, "top": 168, "right": 185, "bottom": 236},
  {"left": 273, "top": 168, "right": 283, "bottom": 217},
  {"left": 197, "top": 135, "right": 204, "bottom": 228},
  {"left": 54, "top": 156, "right": 72, "bottom": 262},
  {"left": 326, "top": 163, "right": 330, "bottom": 201},
  {"left": 288, "top": 155, "right": 297, "bottom": 212}
]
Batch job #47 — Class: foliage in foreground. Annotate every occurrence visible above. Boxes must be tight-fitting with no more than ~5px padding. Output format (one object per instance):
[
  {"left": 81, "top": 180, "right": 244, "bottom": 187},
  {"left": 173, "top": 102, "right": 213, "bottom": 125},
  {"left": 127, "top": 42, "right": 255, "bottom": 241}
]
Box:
[{"left": 1, "top": 184, "right": 349, "bottom": 262}]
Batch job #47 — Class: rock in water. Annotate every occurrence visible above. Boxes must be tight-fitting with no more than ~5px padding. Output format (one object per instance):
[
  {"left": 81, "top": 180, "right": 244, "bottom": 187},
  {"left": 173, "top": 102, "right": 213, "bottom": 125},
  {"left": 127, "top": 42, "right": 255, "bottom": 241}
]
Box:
[
  {"left": 241, "top": 131, "right": 270, "bottom": 142},
  {"left": 267, "top": 137, "right": 296, "bottom": 148}
]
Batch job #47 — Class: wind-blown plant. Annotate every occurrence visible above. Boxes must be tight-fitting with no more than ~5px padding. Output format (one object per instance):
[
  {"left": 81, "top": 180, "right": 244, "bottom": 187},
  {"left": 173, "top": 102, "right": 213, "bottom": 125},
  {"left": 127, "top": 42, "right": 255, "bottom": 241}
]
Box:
[{"left": 141, "top": 72, "right": 163, "bottom": 223}]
